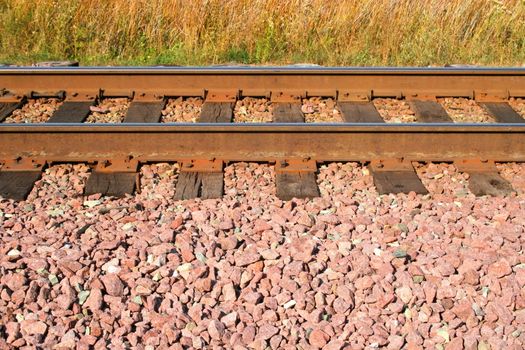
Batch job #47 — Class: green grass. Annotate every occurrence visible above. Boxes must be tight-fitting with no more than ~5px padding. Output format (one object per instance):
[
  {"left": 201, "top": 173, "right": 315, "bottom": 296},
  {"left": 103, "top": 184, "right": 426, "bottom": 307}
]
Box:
[{"left": 1, "top": 0, "right": 524, "bottom": 66}]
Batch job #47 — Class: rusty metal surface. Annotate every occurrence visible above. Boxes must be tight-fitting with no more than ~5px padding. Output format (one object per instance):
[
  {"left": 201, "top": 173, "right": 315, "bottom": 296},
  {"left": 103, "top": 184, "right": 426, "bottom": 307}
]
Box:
[
  {"left": 275, "top": 159, "right": 317, "bottom": 173},
  {"left": 1, "top": 67, "right": 525, "bottom": 100},
  {"left": 0, "top": 124, "right": 524, "bottom": 163},
  {"left": 180, "top": 159, "right": 223, "bottom": 173}
]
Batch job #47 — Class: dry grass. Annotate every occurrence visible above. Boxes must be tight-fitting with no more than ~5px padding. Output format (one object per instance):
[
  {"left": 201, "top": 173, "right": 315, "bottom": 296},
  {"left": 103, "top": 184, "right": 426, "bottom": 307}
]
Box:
[{"left": 0, "top": 0, "right": 524, "bottom": 66}]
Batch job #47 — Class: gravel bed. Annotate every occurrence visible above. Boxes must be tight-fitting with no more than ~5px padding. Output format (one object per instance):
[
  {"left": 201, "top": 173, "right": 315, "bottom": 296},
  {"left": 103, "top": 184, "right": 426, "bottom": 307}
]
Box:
[
  {"left": 302, "top": 97, "right": 342, "bottom": 123},
  {"left": 85, "top": 98, "right": 130, "bottom": 123},
  {"left": 439, "top": 98, "right": 495, "bottom": 123},
  {"left": 3, "top": 98, "right": 62, "bottom": 123},
  {"left": 233, "top": 98, "right": 273, "bottom": 123},
  {"left": 497, "top": 162, "right": 525, "bottom": 195},
  {"left": 508, "top": 98, "right": 525, "bottom": 119},
  {"left": 415, "top": 161, "right": 525, "bottom": 196},
  {"left": 1, "top": 161, "right": 525, "bottom": 349},
  {"left": 160, "top": 97, "right": 203, "bottom": 123},
  {"left": 413, "top": 162, "right": 470, "bottom": 197},
  {"left": 373, "top": 99, "right": 416, "bottom": 123}
]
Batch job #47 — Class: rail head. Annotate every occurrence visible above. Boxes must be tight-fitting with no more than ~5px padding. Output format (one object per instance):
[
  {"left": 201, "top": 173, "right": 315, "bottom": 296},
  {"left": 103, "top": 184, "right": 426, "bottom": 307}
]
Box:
[
  {"left": 1, "top": 123, "right": 525, "bottom": 133},
  {"left": 2, "top": 66, "right": 525, "bottom": 75}
]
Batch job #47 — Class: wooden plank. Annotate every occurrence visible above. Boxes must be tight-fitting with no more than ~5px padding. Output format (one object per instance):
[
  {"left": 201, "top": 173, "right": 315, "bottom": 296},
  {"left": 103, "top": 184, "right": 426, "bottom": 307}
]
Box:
[
  {"left": 276, "top": 172, "right": 319, "bottom": 200},
  {"left": 174, "top": 103, "right": 230, "bottom": 200},
  {"left": 201, "top": 173, "right": 224, "bottom": 199},
  {"left": 198, "top": 102, "right": 234, "bottom": 123},
  {"left": 409, "top": 100, "right": 453, "bottom": 123},
  {"left": 479, "top": 102, "right": 525, "bottom": 123},
  {"left": 0, "top": 171, "right": 41, "bottom": 200},
  {"left": 371, "top": 170, "right": 428, "bottom": 194},
  {"left": 273, "top": 103, "right": 305, "bottom": 123},
  {"left": 84, "top": 172, "right": 137, "bottom": 197},
  {"left": 47, "top": 101, "right": 94, "bottom": 123},
  {"left": 174, "top": 172, "right": 200, "bottom": 200},
  {"left": 174, "top": 172, "right": 223, "bottom": 200},
  {"left": 0, "top": 101, "right": 24, "bottom": 122},
  {"left": 124, "top": 100, "right": 166, "bottom": 123},
  {"left": 338, "top": 102, "right": 384, "bottom": 123},
  {"left": 467, "top": 172, "right": 514, "bottom": 196}
]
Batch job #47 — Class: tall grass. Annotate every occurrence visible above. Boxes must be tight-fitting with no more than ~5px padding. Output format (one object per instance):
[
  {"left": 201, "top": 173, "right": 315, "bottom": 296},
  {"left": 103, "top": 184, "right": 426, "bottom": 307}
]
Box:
[{"left": 0, "top": 0, "right": 524, "bottom": 66}]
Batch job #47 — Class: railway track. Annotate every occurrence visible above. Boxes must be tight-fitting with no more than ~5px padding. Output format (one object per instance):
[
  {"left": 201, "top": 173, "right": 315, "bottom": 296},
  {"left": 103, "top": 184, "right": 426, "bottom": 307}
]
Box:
[{"left": 0, "top": 67, "right": 524, "bottom": 201}]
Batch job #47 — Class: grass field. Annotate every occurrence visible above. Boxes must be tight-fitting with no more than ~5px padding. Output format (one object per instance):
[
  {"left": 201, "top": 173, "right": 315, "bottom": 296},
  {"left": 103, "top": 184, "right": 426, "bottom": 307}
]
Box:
[{"left": 0, "top": 0, "right": 524, "bottom": 66}]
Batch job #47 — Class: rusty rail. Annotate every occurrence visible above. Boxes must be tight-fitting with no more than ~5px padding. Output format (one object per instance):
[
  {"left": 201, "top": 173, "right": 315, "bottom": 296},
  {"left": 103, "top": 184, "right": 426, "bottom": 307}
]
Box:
[
  {"left": 1, "top": 66, "right": 525, "bottom": 100},
  {"left": 0, "top": 124, "right": 524, "bottom": 162},
  {"left": 0, "top": 67, "right": 524, "bottom": 200}
]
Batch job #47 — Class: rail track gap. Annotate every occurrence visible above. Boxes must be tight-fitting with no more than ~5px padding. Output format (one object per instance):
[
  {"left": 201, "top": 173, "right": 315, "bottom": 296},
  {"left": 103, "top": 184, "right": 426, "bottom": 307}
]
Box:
[
  {"left": 84, "top": 98, "right": 130, "bottom": 123},
  {"left": 373, "top": 98, "right": 416, "bottom": 123},
  {"left": 233, "top": 97, "right": 273, "bottom": 123},
  {"left": 160, "top": 97, "right": 203, "bottom": 123},
  {"left": 302, "top": 97, "right": 342, "bottom": 123}
]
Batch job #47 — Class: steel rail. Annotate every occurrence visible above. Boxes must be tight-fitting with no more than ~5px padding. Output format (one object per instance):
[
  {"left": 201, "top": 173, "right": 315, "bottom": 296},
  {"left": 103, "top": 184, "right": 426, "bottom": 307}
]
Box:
[
  {"left": 1, "top": 124, "right": 524, "bottom": 163},
  {"left": 3, "top": 66, "right": 525, "bottom": 74},
  {"left": 1, "top": 67, "right": 525, "bottom": 98}
]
